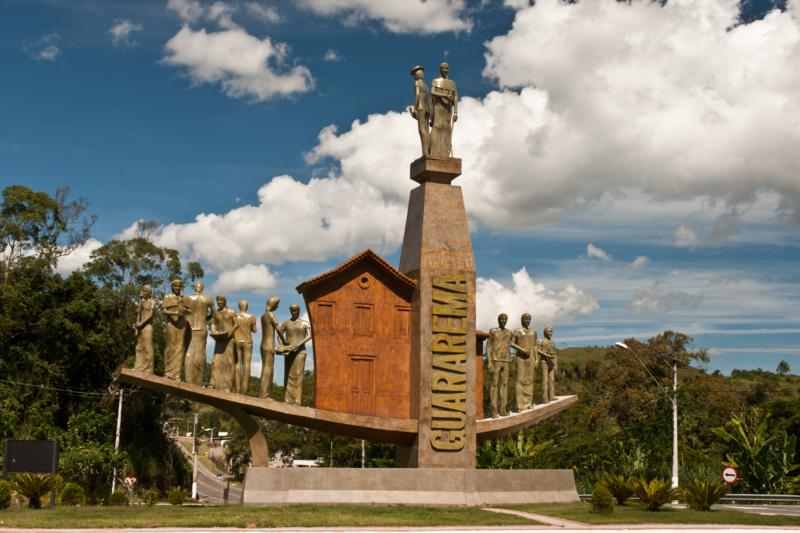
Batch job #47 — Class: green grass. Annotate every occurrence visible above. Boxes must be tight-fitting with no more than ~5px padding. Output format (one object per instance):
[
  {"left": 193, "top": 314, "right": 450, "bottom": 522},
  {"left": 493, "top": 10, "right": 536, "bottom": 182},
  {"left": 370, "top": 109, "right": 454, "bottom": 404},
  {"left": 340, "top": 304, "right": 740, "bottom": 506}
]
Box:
[
  {"left": 0, "top": 504, "right": 537, "bottom": 529},
  {"left": 513, "top": 502, "right": 800, "bottom": 526}
]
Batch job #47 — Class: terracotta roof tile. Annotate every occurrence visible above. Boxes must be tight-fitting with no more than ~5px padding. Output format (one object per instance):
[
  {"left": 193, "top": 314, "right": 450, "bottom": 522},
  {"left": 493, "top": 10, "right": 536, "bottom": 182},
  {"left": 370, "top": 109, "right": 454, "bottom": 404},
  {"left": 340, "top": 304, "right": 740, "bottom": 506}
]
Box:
[{"left": 296, "top": 249, "right": 416, "bottom": 294}]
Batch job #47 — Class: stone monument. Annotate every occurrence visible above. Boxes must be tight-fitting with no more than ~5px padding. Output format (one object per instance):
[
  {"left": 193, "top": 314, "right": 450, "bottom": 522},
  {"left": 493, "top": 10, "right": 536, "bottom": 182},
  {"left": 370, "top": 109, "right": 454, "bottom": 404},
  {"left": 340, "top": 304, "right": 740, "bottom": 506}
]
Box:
[
  {"left": 259, "top": 296, "right": 285, "bottom": 399},
  {"left": 513, "top": 313, "right": 538, "bottom": 410},
  {"left": 486, "top": 313, "right": 512, "bottom": 418},
  {"left": 162, "top": 279, "right": 188, "bottom": 380},
  {"left": 278, "top": 304, "right": 311, "bottom": 405},
  {"left": 234, "top": 300, "right": 257, "bottom": 394},
  {"left": 133, "top": 284, "right": 154, "bottom": 373},
  {"left": 398, "top": 67, "right": 475, "bottom": 466},
  {"left": 538, "top": 326, "right": 558, "bottom": 402},
  {"left": 119, "top": 61, "right": 578, "bottom": 506},
  {"left": 184, "top": 281, "right": 213, "bottom": 386},
  {"left": 209, "top": 295, "right": 238, "bottom": 391}
]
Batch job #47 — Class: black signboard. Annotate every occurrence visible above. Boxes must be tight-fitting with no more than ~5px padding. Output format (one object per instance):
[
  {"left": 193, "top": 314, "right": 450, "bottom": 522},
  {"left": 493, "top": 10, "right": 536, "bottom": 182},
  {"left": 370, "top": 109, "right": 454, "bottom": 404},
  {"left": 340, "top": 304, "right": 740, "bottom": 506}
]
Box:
[{"left": 3, "top": 440, "right": 59, "bottom": 476}]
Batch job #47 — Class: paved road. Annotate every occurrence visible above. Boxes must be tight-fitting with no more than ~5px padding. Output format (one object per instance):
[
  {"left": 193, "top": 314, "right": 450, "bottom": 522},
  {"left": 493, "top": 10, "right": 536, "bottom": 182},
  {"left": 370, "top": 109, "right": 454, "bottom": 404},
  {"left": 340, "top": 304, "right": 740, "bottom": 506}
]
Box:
[
  {"left": 717, "top": 503, "right": 800, "bottom": 517},
  {"left": 173, "top": 437, "right": 242, "bottom": 504}
]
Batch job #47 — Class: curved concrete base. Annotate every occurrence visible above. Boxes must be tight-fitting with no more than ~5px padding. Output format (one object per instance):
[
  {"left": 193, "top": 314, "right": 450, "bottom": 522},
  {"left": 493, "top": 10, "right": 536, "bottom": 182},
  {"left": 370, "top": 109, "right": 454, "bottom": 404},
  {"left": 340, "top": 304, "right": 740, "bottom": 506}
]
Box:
[{"left": 243, "top": 467, "right": 578, "bottom": 506}]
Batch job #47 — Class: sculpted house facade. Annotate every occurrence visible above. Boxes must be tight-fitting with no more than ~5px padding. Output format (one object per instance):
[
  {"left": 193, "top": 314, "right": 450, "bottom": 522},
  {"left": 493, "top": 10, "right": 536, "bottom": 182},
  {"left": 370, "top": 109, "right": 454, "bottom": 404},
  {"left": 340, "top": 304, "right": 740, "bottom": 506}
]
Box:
[{"left": 297, "top": 249, "right": 416, "bottom": 419}]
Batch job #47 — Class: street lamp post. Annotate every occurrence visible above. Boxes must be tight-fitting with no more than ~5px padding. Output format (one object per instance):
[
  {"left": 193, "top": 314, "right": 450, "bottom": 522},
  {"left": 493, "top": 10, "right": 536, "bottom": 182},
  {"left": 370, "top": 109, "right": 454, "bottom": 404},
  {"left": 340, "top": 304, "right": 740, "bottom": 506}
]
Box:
[{"left": 616, "top": 341, "right": 679, "bottom": 490}]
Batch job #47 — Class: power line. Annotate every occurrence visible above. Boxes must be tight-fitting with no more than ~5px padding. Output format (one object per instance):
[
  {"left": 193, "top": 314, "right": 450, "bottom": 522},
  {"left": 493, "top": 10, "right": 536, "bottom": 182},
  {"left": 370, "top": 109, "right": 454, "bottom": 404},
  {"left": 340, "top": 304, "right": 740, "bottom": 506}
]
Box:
[{"left": 0, "top": 377, "right": 138, "bottom": 398}]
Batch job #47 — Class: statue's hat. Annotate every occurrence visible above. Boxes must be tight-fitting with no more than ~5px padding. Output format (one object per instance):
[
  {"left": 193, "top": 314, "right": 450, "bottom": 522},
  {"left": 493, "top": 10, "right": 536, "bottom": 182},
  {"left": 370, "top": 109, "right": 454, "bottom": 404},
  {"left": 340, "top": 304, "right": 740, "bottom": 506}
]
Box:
[{"left": 409, "top": 65, "right": 424, "bottom": 75}]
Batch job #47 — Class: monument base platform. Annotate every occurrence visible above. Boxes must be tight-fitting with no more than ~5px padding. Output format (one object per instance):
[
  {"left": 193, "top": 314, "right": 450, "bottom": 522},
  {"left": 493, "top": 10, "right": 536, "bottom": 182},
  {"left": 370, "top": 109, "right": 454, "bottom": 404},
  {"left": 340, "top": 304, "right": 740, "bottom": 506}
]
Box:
[{"left": 243, "top": 467, "right": 578, "bottom": 506}]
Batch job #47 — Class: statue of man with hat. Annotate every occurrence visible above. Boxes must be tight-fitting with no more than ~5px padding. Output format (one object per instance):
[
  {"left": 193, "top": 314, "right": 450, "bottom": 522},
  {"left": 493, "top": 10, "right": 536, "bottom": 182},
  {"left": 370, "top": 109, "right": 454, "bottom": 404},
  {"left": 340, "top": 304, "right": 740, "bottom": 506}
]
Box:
[{"left": 407, "top": 65, "right": 431, "bottom": 156}]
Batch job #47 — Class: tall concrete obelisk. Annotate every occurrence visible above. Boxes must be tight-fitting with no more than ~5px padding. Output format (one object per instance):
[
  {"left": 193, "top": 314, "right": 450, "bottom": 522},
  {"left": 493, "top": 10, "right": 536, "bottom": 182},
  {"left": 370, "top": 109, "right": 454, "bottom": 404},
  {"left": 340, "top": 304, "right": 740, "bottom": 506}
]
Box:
[{"left": 397, "top": 155, "right": 477, "bottom": 468}]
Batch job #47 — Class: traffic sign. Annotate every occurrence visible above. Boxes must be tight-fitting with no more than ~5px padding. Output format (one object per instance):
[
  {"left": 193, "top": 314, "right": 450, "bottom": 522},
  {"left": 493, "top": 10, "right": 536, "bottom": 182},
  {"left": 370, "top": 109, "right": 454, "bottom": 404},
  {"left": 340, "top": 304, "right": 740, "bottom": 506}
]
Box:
[{"left": 722, "top": 467, "right": 738, "bottom": 484}]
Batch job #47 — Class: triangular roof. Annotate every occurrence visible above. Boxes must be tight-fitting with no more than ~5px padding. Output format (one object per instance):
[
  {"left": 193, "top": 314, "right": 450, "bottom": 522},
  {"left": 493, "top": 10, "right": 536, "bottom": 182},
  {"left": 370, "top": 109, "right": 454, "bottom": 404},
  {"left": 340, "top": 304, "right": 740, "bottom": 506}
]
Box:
[{"left": 296, "top": 248, "right": 416, "bottom": 294}]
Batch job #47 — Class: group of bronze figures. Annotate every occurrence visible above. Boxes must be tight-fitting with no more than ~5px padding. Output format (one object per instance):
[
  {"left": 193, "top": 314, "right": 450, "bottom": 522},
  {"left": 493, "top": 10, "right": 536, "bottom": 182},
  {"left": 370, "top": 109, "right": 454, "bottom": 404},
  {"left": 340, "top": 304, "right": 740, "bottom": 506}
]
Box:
[
  {"left": 131, "top": 279, "right": 310, "bottom": 404},
  {"left": 408, "top": 62, "right": 458, "bottom": 157},
  {"left": 485, "top": 313, "right": 558, "bottom": 418}
]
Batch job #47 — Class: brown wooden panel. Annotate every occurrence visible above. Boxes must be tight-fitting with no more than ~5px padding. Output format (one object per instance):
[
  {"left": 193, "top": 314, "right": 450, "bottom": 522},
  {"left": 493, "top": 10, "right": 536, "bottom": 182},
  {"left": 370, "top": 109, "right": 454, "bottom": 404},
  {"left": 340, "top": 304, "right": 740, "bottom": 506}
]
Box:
[
  {"left": 354, "top": 303, "right": 373, "bottom": 336},
  {"left": 303, "top": 258, "right": 413, "bottom": 420},
  {"left": 394, "top": 305, "right": 410, "bottom": 336},
  {"left": 349, "top": 355, "right": 376, "bottom": 416},
  {"left": 314, "top": 301, "right": 335, "bottom": 334}
]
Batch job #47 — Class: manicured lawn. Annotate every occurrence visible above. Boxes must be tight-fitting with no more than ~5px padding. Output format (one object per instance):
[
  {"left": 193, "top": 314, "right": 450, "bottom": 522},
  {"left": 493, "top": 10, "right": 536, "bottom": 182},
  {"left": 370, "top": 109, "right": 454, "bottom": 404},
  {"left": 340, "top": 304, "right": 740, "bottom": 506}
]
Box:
[
  {"left": 0, "top": 504, "right": 537, "bottom": 529},
  {"left": 513, "top": 502, "right": 800, "bottom": 527}
]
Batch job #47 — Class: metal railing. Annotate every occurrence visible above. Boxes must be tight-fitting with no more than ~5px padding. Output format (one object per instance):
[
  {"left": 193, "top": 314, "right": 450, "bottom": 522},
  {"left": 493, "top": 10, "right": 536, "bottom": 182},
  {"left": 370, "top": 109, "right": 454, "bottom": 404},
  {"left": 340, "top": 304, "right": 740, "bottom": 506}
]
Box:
[{"left": 579, "top": 493, "right": 800, "bottom": 505}]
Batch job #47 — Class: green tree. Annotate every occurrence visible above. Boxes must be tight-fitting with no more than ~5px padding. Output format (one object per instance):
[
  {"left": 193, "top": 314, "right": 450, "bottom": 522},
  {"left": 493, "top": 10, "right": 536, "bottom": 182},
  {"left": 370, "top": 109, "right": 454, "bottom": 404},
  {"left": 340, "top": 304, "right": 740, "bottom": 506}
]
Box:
[
  {"left": 0, "top": 185, "right": 94, "bottom": 280},
  {"left": 777, "top": 360, "right": 791, "bottom": 376},
  {"left": 713, "top": 408, "right": 800, "bottom": 493}
]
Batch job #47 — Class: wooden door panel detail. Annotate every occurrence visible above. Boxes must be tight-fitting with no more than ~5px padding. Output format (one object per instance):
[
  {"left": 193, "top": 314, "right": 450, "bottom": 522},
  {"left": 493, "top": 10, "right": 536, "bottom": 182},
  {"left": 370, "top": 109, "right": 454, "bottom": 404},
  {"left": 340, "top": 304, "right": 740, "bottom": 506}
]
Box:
[{"left": 349, "top": 355, "right": 376, "bottom": 416}]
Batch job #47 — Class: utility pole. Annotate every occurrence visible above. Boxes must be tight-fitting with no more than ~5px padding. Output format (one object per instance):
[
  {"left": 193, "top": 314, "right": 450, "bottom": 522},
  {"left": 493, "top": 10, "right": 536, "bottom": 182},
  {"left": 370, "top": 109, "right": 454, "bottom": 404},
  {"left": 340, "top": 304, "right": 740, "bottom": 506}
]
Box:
[
  {"left": 616, "top": 341, "right": 679, "bottom": 489},
  {"left": 671, "top": 358, "right": 679, "bottom": 489},
  {"left": 192, "top": 413, "right": 199, "bottom": 500},
  {"left": 111, "top": 388, "right": 123, "bottom": 493}
]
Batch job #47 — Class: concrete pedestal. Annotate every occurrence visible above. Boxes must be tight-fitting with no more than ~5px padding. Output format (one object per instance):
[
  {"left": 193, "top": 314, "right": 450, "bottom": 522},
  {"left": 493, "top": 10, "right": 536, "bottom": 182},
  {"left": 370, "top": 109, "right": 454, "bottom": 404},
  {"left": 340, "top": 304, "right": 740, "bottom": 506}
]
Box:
[
  {"left": 398, "top": 161, "right": 477, "bottom": 469},
  {"left": 243, "top": 467, "right": 578, "bottom": 506}
]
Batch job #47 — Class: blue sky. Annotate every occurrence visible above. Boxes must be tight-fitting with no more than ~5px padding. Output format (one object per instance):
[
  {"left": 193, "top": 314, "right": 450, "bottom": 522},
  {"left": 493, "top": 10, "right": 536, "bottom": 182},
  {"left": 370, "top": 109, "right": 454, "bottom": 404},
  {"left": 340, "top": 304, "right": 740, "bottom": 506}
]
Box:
[{"left": 2, "top": 0, "right": 798, "bottom": 377}]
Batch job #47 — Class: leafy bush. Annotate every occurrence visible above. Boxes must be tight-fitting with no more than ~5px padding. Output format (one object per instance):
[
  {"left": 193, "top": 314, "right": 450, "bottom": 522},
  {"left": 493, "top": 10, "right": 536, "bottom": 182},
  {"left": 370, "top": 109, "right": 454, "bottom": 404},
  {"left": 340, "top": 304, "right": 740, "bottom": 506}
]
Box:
[
  {"left": 59, "top": 443, "right": 127, "bottom": 504},
  {"left": 633, "top": 478, "right": 677, "bottom": 511},
  {"left": 0, "top": 480, "right": 12, "bottom": 509},
  {"left": 167, "top": 488, "right": 185, "bottom": 505},
  {"left": 10, "top": 473, "right": 61, "bottom": 509},
  {"left": 591, "top": 481, "right": 614, "bottom": 513},
  {"left": 600, "top": 473, "right": 635, "bottom": 505},
  {"left": 144, "top": 489, "right": 159, "bottom": 507},
  {"left": 106, "top": 491, "right": 129, "bottom": 506},
  {"left": 681, "top": 479, "right": 728, "bottom": 511},
  {"left": 59, "top": 482, "right": 86, "bottom": 506}
]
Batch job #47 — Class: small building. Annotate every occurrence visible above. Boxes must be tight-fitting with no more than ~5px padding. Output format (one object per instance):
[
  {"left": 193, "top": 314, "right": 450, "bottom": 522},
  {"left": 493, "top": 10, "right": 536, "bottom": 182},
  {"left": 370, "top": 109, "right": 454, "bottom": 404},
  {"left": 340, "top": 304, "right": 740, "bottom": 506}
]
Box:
[{"left": 297, "top": 249, "right": 416, "bottom": 420}]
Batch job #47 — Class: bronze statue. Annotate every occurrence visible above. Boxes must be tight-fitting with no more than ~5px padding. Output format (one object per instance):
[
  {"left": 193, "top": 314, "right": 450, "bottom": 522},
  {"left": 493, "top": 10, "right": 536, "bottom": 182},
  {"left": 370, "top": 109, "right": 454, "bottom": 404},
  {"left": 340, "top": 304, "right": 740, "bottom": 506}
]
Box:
[
  {"left": 538, "top": 326, "right": 557, "bottom": 402},
  {"left": 209, "top": 295, "right": 238, "bottom": 392},
  {"left": 132, "top": 284, "right": 155, "bottom": 373},
  {"left": 486, "top": 313, "right": 512, "bottom": 418},
  {"left": 259, "top": 296, "right": 286, "bottom": 399},
  {"left": 408, "top": 65, "right": 431, "bottom": 156},
  {"left": 278, "top": 304, "right": 311, "bottom": 405},
  {"left": 512, "top": 313, "right": 538, "bottom": 411},
  {"left": 184, "top": 281, "right": 213, "bottom": 386},
  {"left": 162, "top": 278, "right": 188, "bottom": 380},
  {"left": 429, "top": 62, "right": 458, "bottom": 157},
  {"left": 234, "top": 300, "right": 257, "bottom": 395}
]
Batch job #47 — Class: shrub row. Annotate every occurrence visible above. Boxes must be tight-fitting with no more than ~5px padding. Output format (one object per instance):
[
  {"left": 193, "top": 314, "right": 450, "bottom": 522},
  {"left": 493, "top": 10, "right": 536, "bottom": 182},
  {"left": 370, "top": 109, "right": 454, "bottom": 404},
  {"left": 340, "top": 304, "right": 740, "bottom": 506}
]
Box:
[{"left": 591, "top": 474, "right": 728, "bottom": 513}]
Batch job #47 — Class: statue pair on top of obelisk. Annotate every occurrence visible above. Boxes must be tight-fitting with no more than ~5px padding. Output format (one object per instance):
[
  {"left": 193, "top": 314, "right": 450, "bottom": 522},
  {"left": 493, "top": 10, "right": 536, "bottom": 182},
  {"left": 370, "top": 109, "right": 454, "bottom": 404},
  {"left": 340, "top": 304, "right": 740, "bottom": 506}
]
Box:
[{"left": 409, "top": 63, "right": 458, "bottom": 157}]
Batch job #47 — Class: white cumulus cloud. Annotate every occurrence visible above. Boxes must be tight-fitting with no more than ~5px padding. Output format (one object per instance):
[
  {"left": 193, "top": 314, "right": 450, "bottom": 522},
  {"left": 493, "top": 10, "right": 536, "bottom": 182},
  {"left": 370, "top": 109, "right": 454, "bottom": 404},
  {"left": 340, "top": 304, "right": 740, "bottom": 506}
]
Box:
[
  {"left": 476, "top": 267, "right": 598, "bottom": 331},
  {"left": 323, "top": 48, "right": 342, "bottom": 62},
  {"left": 246, "top": 2, "right": 281, "bottom": 23},
  {"left": 162, "top": 25, "right": 313, "bottom": 101},
  {"left": 304, "top": 0, "right": 800, "bottom": 241},
  {"left": 56, "top": 238, "right": 103, "bottom": 275},
  {"left": 167, "top": 0, "right": 206, "bottom": 23},
  {"left": 631, "top": 284, "right": 703, "bottom": 315},
  {"left": 629, "top": 256, "right": 650, "bottom": 270},
  {"left": 674, "top": 225, "right": 698, "bottom": 249},
  {"left": 110, "top": 19, "right": 143, "bottom": 47},
  {"left": 298, "top": 0, "right": 472, "bottom": 34},
  {"left": 211, "top": 263, "right": 277, "bottom": 295},
  {"left": 480, "top": 0, "right": 800, "bottom": 227},
  {"left": 26, "top": 33, "right": 61, "bottom": 61},
  {"left": 586, "top": 243, "right": 611, "bottom": 261},
  {"left": 154, "top": 174, "right": 405, "bottom": 272}
]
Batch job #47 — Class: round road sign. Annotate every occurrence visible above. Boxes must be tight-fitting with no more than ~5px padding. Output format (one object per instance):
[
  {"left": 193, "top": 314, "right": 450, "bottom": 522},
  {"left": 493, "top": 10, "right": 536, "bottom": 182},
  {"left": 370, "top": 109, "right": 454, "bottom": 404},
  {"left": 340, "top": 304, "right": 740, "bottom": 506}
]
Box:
[{"left": 722, "top": 467, "right": 738, "bottom": 484}]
